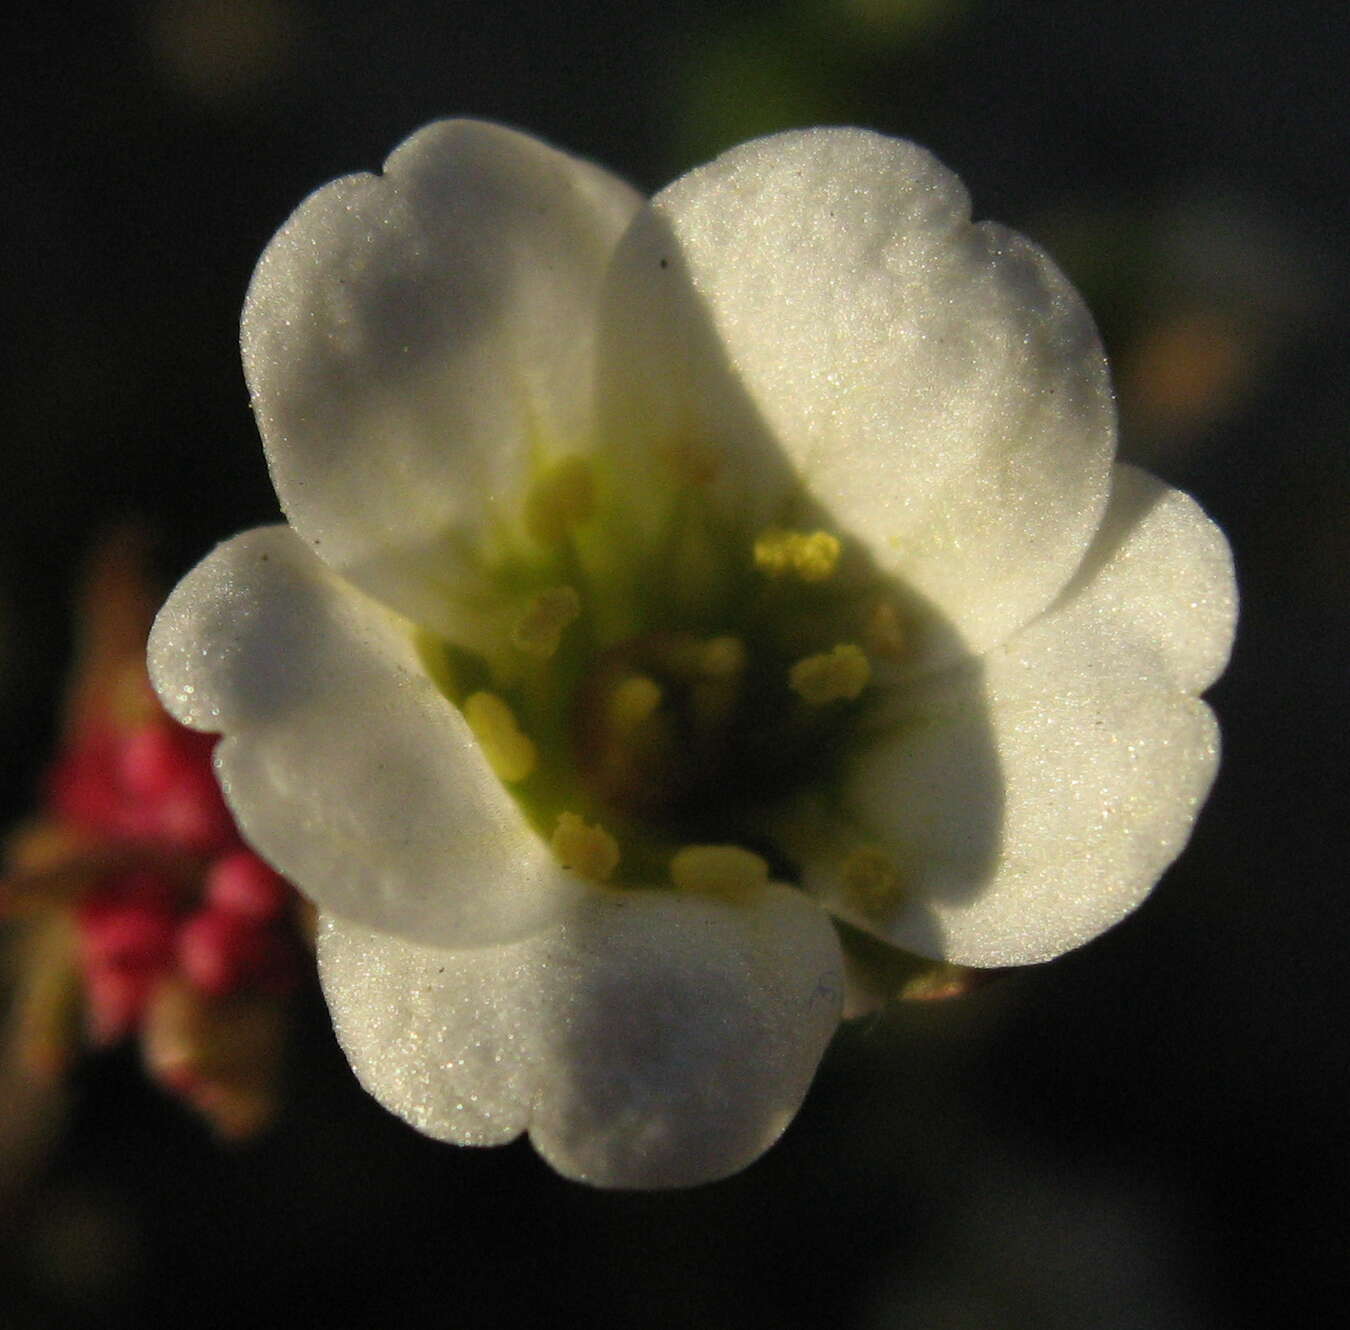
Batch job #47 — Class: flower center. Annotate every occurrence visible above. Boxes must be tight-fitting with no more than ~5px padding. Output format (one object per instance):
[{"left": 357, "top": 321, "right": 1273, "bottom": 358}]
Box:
[{"left": 418, "top": 451, "right": 908, "bottom": 894}]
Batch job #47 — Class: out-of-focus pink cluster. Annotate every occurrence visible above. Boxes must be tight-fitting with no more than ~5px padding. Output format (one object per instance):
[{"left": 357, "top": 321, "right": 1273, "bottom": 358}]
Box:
[
  {"left": 50, "top": 715, "right": 299, "bottom": 1044},
  {"left": 2, "top": 532, "right": 308, "bottom": 1139}
]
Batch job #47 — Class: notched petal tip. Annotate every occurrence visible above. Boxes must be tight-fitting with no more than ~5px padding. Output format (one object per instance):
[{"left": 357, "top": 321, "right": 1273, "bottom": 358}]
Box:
[
  {"left": 1061, "top": 463, "right": 1238, "bottom": 696},
  {"left": 817, "top": 461, "right": 1234, "bottom": 969},
  {"left": 150, "top": 527, "right": 581, "bottom": 950},
  {"left": 320, "top": 886, "right": 843, "bottom": 1189},
  {"left": 240, "top": 119, "right": 643, "bottom": 632},
  {"left": 627, "top": 126, "right": 1116, "bottom": 660}
]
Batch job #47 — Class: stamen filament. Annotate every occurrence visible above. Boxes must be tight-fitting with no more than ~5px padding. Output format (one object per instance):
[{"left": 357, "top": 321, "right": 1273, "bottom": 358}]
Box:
[
  {"left": 863, "top": 600, "right": 907, "bottom": 661},
  {"left": 840, "top": 847, "right": 906, "bottom": 921},
  {"left": 511, "top": 585, "right": 581, "bottom": 659},
  {"left": 525, "top": 455, "right": 595, "bottom": 547},
  {"left": 607, "top": 674, "right": 664, "bottom": 737}
]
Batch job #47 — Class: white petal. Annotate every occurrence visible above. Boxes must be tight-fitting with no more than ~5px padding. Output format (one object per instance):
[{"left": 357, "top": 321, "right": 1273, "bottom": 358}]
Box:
[
  {"left": 148, "top": 526, "right": 584, "bottom": 946},
  {"left": 598, "top": 128, "right": 1114, "bottom": 660},
  {"left": 807, "top": 465, "right": 1235, "bottom": 966},
  {"left": 1050, "top": 464, "right": 1237, "bottom": 695},
  {"left": 241, "top": 119, "right": 643, "bottom": 635},
  {"left": 317, "top": 885, "right": 844, "bottom": 1188}
]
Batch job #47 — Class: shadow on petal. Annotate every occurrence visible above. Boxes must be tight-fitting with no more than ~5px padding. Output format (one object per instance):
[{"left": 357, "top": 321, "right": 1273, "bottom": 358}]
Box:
[
  {"left": 592, "top": 213, "right": 1005, "bottom": 967},
  {"left": 529, "top": 887, "right": 844, "bottom": 1188}
]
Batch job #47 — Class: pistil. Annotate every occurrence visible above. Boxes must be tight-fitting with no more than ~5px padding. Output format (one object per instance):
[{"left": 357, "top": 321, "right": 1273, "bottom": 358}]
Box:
[{"left": 435, "top": 458, "right": 902, "bottom": 899}]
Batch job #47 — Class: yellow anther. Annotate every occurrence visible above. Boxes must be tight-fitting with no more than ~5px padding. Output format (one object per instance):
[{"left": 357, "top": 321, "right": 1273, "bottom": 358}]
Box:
[
  {"left": 669, "top": 845, "right": 769, "bottom": 900},
  {"left": 753, "top": 528, "right": 841, "bottom": 582},
  {"left": 863, "top": 600, "right": 907, "bottom": 661},
  {"left": 667, "top": 634, "right": 744, "bottom": 679},
  {"left": 752, "top": 528, "right": 795, "bottom": 576},
  {"left": 524, "top": 454, "right": 595, "bottom": 546},
  {"left": 463, "top": 691, "right": 537, "bottom": 783},
  {"left": 660, "top": 635, "right": 748, "bottom": 736},
  {"left": 840, "top": 847, "right": 906, "bottom": 920},
  {"left": 551, "top": 812, "right": 620, "bottom": 882},
  {"left": 697, "top": 635, "right": 748, "bottom": 678},
  {"left": 899, "top": 963, "right": 976, "bottom": 1002},
  {"left": 511, "top": 585, "right": 581, "bottom": 659},
  {"left": 792, "top": 531, "right": 842, "bottom": 581},
  {"left": 607, "top": 674, "right": 663, "bottom": 736},
  {"left": 789, "top": 643, "right": 871, "bottom": 705}
]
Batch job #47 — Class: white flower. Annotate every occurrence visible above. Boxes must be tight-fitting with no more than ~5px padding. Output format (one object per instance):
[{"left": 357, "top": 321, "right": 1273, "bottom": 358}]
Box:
[{"left": 148, "top": 121, "right": 1236, "bottom": 1187}]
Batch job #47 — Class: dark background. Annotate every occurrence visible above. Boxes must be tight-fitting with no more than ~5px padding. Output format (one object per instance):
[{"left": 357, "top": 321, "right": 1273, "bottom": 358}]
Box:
[{"left": 3, "top": 1, "right": 1347, "bottom": 1326}]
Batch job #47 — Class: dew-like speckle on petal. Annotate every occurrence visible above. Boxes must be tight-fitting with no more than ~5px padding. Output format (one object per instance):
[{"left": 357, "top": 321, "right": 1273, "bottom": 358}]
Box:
[{"left": 153, "top": 120, "right": 1235, "bottom": 1188}]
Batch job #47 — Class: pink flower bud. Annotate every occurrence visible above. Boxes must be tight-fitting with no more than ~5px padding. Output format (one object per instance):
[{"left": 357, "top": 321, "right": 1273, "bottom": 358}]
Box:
[
  {"left": 178, "top": 908, "right": 249, "bottom": 997},
  {"left": 76, "top": 878, "right": 178, "bottom": 1041},
  {"left": 84, "top": 964, "right": 159, "bottom": 1044},
  {"left": 118, "top": 724, "right": 184, "bottom": 800},
  {"left": 76, "top": 879, "right": 177, "bottom": 968},
  {"left": 48, "top": 729, "right": 123, "bottom": 836},
  {"left": 206, "top": 850, "right": 288, "bottom": 922},
  {"left": 137, "top": 728, "right": 236, "bottom": 854}
]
